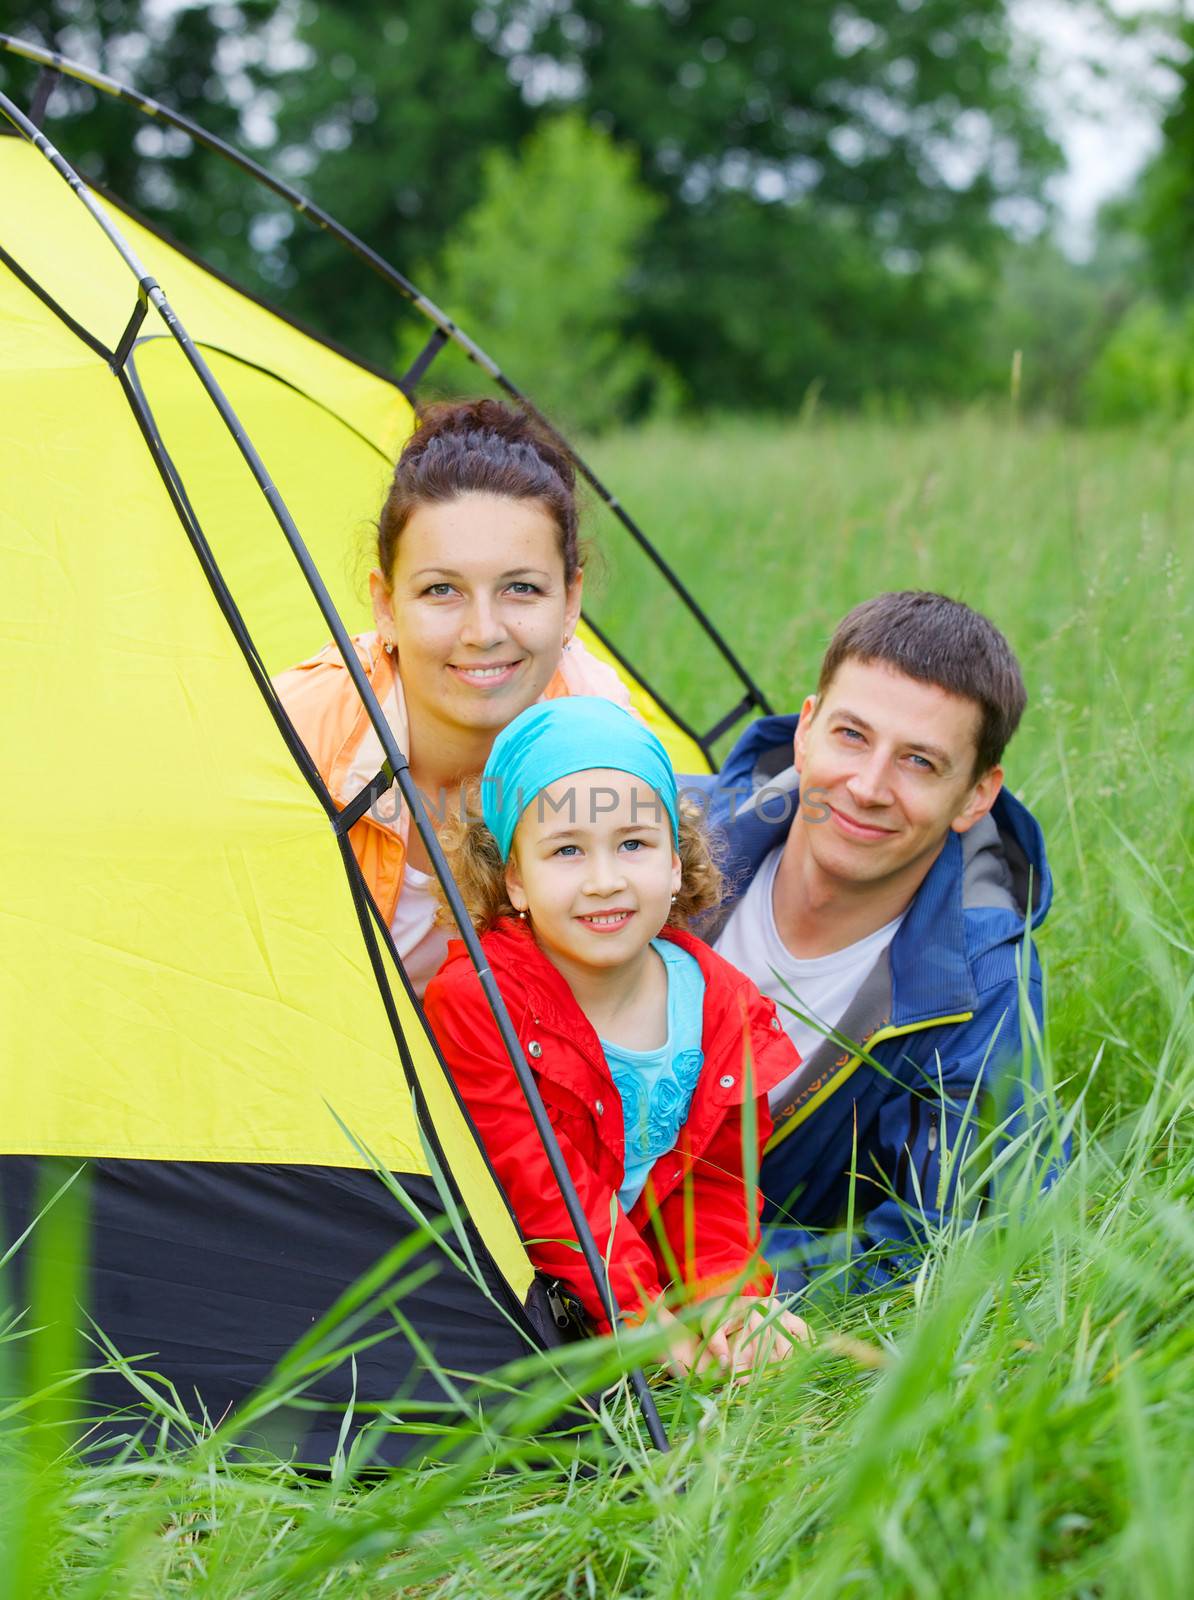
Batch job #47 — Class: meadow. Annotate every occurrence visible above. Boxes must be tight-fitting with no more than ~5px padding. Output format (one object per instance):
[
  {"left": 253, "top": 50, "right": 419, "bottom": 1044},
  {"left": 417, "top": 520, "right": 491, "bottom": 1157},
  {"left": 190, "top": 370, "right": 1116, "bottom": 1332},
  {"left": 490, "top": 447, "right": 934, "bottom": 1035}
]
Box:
[{"left": 2, "top": 412, "right": 1191, "bottom": 1598}]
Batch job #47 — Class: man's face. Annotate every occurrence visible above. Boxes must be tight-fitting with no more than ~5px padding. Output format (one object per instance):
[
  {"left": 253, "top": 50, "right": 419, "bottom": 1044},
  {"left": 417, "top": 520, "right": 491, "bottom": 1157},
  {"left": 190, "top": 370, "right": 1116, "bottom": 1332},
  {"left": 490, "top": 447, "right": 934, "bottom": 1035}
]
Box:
[{"left": 793, "top": 658, "right": 1003, "bottom": 891}]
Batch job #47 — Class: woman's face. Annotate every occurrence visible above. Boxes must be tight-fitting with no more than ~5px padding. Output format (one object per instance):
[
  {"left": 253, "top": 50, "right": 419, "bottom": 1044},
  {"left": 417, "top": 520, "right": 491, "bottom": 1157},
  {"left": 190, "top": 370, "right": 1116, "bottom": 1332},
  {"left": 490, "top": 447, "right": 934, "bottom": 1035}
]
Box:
[{"left": 370, "top": 491, "right": 583, "bottom": 748}]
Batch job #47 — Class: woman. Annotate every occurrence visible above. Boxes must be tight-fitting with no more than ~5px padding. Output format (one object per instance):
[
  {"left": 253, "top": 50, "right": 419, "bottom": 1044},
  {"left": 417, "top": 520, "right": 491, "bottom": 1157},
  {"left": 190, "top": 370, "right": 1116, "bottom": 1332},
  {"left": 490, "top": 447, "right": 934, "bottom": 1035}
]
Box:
[{"left": 275, "top": 398, "right": 630, "bottom": 994}]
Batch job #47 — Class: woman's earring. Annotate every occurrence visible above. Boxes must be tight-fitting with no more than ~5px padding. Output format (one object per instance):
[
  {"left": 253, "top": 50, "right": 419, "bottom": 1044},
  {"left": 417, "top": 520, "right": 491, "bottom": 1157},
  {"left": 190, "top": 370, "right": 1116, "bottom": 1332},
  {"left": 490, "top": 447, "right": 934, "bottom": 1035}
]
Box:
[
  {"left": 670, "top": 893, "right": 677, "bottom": 904},
  {"left": 517, "top": 908, "right": 527, "bottom": 921},
  {"left": 383, "top": 635, "right": 395, "bottom": 656}
]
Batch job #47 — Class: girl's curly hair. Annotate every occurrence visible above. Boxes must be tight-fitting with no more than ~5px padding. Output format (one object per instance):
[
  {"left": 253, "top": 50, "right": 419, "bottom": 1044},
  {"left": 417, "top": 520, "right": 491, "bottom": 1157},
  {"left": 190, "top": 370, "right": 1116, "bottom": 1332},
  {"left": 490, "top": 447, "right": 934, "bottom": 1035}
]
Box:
[{"left": 432, "top": 777, "right": 724, "bottom": 935}]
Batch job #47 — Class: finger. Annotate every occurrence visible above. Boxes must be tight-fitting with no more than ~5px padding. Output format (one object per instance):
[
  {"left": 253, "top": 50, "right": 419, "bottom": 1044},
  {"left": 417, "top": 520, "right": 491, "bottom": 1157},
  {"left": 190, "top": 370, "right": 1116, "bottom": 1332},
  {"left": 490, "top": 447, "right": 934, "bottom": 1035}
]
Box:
[
  {"left": 665, "top": 1339, "right": 697, "bottom": 1380},
  {"left": 703, "top": 1329, "right": 735, "bottom": 1374},
  {"left": 701, "top": 1300, "right": 743, "bottom": 1340},
  {"left": 672, "top": 1331, "right": 716, "bottom": 1379},
  {"left": 743, "top": 1309, "right": 806, "bottom": 1369},
  {"left": 732, "top": 1309, "right": 766, "bottom": 1352},
  {"left": 729, "top": 1312, "right": 772, "bottom": 1373}
]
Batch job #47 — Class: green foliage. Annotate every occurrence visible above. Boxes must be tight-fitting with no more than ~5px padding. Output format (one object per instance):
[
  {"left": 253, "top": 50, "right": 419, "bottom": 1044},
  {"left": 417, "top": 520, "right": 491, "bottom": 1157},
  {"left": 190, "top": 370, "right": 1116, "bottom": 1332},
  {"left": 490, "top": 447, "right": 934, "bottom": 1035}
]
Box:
[
  {"left": 489, "top": 0, "right": 1061, "bottom": 410},
  {"left": 263, "top": 0, "right": 535, "bottom": 363},
  {"left": 1133, "top": 20, "right": 1194, "bottom": 304},
  {"left": 0, "top": 1, "right": 535, "bottom": 361},
  {"left": 1084, "top": 298, "right": 1194, "bottom": 423},
  {"left": 641, "top": 194, "right": 1006, "bottom": 410},
  {"left": 979, "top": 240, "right": 1131, "bottom": 418},
  {"left": 1, "top": 2, "right": 1064, "bottom": 406},
  {"left": 410, "top": 113, "right": 675, "bottom": 432},
  {"left": 1101, "top": 19, "right": 1194, "bottom": 425},
  {"left": 504, "top": 0, "right": 1058, "bottom": 237},
  {"left": 0, "top": 2, "right": 280, "bottom": 292}
]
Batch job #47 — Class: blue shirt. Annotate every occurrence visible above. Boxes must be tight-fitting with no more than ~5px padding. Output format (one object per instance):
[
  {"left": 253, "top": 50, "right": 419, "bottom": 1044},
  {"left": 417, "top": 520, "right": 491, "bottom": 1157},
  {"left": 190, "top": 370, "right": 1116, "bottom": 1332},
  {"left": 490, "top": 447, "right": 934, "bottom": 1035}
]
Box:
[{"left": 601, "top": 940, "right": 706, "bottom": 1212}]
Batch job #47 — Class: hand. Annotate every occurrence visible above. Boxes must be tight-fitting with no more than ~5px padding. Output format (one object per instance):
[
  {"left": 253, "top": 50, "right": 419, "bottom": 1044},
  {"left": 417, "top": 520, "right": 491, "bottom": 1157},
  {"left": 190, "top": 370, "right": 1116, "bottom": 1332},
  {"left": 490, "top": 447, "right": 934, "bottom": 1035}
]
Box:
[
  {"left": 657, "top": 1303, "right": 728, "bottom": 1378},
  {"left": 706, "top": 1295, "right": 813, "bottom": 1379},
  {"left": 646, "top": 1302, "right": 735, "bottom": 1380},
  {"left": 642, "top": 1297, "right": 811, "bottom": 1380}
]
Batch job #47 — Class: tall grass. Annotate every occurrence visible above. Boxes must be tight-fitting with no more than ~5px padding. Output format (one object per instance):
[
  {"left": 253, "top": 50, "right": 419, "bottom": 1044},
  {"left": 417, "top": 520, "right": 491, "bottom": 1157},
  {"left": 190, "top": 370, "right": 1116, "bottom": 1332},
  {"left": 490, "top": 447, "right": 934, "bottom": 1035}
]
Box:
[{"left": 2, "top": 414, "right": 1191, "bottom": 1596}]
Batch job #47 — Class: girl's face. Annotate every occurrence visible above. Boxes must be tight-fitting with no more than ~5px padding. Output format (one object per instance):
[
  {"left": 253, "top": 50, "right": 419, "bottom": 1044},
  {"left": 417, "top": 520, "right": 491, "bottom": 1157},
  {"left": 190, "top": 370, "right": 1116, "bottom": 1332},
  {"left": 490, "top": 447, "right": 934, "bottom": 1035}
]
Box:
[
  {"left": 370, "top": 492, "right": 583, "bottom": 747},
  {"left": 505, "top": 769, "right": 682, "bottom": 976}
]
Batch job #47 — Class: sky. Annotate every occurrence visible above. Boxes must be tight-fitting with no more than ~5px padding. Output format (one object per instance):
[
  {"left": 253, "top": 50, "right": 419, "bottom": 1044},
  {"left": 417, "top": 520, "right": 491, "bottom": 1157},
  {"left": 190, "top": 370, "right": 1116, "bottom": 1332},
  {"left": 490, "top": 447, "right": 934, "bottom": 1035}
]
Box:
[{"left": 1015, "top": 0, "right": 1183, "bottom": 254}]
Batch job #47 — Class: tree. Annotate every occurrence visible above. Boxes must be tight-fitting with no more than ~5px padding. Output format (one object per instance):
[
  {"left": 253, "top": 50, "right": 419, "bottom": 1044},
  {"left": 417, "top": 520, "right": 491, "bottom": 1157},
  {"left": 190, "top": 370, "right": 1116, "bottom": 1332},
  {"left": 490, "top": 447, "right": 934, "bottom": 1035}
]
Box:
[
  {"left": 0, "top": 3, "right": 276, "bottom": 294},
  {"left": 481, "top": 0, "right": 1060, "bottom": 405},
  {"left": 1084, "top": 299, "right": 1194, "bottom": 424},
  {"left": 409, "top": 113, "right": 671, "bottom": 430},
  {"left": 1134, "top": 20, "right": 1194, "bottom": 303},
  {"left": 979, "top": 238, "right": 1137, "bottom": 419},
  {"left": 0, "top": 2, "right": 535, "bottom": 364},
  {"left": 259, "top": 0, "right": 535, "bottom": 364},
  {"left": 2, "top": 1, "right": 1063, "bottom": 408},
  {"left": 258, "top": 0, "right": 1063, "bottom": 399}
]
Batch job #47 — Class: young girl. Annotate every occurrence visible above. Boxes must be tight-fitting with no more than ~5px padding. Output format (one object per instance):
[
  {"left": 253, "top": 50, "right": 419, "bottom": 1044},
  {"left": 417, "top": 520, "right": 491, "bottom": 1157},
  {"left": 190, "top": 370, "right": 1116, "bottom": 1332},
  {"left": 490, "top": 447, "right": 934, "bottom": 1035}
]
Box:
[{"left": 423, "top": 697, "right": 811, "bottom": 1376}]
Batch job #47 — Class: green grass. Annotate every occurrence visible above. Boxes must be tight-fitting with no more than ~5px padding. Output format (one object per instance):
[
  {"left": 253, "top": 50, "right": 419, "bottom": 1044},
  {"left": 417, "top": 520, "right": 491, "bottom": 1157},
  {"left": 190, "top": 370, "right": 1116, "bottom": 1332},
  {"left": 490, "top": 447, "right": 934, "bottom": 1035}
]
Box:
[{"left": 3, "top": 413, "right": 1192, "bottom": 1597}]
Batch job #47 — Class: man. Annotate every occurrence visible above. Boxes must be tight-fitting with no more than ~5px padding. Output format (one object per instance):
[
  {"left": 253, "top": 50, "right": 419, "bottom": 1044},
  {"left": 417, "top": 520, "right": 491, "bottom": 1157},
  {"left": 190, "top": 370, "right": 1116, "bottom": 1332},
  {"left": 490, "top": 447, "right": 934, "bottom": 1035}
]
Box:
[{"left": 688, "top": 591, "right": 1061, "bottom": 1294}]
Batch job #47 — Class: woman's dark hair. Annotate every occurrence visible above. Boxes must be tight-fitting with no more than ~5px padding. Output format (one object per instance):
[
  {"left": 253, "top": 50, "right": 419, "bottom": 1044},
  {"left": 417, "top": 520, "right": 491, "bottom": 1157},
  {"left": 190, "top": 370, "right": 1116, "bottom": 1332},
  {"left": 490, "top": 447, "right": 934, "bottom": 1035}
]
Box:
[{"left": 377, "top": 398, "right": 582, "bottom": 583}]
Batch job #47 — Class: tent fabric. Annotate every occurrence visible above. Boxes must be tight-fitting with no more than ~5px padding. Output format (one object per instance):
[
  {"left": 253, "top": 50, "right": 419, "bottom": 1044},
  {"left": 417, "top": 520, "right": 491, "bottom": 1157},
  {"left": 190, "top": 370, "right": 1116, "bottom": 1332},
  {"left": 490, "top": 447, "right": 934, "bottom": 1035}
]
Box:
[
  {"left": 1, "top": 1157, "right": 535, "bottom": 1461},
  {"left": 0, "top": 131, "right": 705, "bottom": 1450}
]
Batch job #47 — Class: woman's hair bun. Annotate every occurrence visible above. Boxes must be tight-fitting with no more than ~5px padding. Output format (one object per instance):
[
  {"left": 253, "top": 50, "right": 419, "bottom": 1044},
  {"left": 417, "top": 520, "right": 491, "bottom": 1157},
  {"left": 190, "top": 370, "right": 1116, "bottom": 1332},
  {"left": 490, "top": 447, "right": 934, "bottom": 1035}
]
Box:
[
  {"left": 377, "top": 397, "right": 582, "bottom": 581},
  {"left": 407, "top": 398, "right": 575, "bottom": 490}
]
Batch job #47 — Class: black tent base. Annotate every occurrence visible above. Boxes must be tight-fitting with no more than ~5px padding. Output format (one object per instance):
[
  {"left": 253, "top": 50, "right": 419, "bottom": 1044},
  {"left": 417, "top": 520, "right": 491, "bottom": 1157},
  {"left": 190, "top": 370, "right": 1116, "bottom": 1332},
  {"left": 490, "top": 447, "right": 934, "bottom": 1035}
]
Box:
[{"left": 1, "top": 1155, "right": 547, "bottom": 1468}]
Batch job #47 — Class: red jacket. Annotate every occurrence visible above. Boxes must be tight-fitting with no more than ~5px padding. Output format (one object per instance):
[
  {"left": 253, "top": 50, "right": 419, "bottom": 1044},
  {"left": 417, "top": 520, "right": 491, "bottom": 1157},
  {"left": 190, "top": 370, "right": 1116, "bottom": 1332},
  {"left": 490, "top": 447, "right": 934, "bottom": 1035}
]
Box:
[{"left": 423, "top": 919, "right": 800, "bottom": 1330}]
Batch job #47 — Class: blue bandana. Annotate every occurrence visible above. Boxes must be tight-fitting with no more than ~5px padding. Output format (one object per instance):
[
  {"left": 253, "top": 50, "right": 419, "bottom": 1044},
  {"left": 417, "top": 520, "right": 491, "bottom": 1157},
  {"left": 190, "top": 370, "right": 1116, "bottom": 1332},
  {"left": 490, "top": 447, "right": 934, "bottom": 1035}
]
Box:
[{"left": 481, "top": 697, "right": 680, "bottom": 862}]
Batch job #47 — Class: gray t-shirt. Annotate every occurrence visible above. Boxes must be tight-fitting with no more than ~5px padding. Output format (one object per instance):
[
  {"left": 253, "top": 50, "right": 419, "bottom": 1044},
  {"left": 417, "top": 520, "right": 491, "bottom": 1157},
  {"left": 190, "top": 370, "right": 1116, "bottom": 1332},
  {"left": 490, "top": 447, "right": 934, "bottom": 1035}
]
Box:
[{"left": 714, "top": 845, "right": 905, "bottom": 1108}]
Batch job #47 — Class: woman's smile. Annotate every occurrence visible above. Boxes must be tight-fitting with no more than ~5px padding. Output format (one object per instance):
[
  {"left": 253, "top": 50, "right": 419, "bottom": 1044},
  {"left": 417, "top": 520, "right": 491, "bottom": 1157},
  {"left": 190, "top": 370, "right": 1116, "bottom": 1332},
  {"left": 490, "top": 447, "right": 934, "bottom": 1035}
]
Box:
[{"left": 447, "top": 658, "right": 526, "bottom": 689}]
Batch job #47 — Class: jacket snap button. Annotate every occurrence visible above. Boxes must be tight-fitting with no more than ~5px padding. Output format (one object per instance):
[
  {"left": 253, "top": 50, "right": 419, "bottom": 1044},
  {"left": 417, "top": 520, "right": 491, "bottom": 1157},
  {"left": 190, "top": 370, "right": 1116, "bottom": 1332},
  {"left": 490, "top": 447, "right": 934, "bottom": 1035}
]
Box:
[
  {"left": 719, "top": 1074, "right": 734, "bottom": 1089},
  {"left": 770, "top": 1015, "right": 782, "bottom": 1031},
  {"left": 595, "top": 1099, "right": 604, "bottom": 1115},
  {"left": 527, "top": 1041, "right": 542, "bottom": 1059}
]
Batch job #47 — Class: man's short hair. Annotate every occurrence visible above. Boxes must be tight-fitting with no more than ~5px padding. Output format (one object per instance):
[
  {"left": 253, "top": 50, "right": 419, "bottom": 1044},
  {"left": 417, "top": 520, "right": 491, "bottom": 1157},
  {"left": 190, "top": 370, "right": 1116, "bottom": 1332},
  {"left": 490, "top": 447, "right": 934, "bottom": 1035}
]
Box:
[{"left": 817, "top": 591, "right": 1027, "bottom": 778}]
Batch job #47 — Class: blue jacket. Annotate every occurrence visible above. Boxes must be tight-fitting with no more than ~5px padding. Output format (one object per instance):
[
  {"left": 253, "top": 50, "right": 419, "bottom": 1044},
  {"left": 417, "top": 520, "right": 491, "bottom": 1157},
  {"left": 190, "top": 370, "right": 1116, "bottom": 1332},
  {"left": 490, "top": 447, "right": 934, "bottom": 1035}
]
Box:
[{"left": 684, "top": 713, "right": 1062, "bottom": 1294}]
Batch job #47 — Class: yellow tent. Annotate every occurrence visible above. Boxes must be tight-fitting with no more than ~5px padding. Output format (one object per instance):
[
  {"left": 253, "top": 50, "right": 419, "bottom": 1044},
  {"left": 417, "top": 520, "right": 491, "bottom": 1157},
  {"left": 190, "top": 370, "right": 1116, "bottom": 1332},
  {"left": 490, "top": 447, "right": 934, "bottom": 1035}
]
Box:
[{"left": 0, "top": 45, "right": 767, "bottom": 1459}]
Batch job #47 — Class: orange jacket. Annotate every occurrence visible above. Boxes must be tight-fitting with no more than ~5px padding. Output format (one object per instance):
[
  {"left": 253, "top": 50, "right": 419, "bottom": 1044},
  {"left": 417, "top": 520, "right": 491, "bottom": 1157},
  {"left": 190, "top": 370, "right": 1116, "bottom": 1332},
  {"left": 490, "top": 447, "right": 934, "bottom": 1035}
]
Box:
[{"left": 274, "top": 632, "right": 632, "bottom": 924}]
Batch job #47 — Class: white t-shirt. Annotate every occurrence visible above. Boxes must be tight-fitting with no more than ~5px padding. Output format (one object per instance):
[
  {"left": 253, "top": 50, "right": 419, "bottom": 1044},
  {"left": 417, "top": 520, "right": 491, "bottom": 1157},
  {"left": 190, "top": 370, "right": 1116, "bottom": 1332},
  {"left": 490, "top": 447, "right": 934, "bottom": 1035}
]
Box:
[
  {"left": 714, "top": 845, "right": 906, "bottom": 1109},
  {"left": 389, "top": 863, "right": 451, "bottom": 999}
]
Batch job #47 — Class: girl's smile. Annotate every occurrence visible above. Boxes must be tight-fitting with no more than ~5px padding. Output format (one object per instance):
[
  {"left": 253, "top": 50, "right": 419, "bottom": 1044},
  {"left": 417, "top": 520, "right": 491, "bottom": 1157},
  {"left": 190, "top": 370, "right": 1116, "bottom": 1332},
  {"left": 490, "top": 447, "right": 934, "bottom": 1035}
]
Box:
[{"left": 574, "top": 909, "right": 636, "bottom": 931}]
